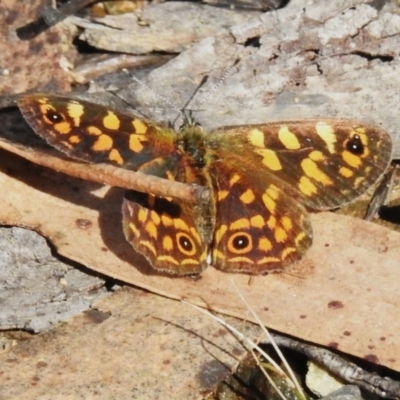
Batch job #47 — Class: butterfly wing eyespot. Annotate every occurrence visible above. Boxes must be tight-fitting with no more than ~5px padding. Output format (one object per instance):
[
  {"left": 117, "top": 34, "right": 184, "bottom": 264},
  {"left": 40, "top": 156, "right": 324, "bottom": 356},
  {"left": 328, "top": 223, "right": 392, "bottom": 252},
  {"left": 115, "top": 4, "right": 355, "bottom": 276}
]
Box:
[
  {"left": 227, "top": 232, "right": 252, "bottom": 254},
  {"left": 176, "top": 232, "right": 197, "bottom": 256},
  {"left": 44, "top": 108, "right": 64, "bottom": 124},
  {"left": 346, "top": 134, "right": 364, "bottom": 155}
]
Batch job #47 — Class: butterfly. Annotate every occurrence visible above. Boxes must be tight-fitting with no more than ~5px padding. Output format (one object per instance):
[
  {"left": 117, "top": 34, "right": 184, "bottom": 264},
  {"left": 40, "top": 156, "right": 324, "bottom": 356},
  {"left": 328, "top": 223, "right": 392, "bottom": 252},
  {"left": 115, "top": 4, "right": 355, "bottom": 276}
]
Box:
[{"left": 18, "top": 94, "right": 392, "bottom": 274}]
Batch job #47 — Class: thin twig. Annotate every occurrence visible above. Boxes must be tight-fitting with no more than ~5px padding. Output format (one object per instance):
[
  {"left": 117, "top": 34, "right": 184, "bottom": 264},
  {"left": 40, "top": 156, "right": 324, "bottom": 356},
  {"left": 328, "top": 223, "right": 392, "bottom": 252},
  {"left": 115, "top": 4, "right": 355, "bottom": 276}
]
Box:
[
  {"left": 0, "top": 138, "right": 209, "bottom": 205},
  {"left": 272, "top": 335, "right": 400, "bottom": 399}
]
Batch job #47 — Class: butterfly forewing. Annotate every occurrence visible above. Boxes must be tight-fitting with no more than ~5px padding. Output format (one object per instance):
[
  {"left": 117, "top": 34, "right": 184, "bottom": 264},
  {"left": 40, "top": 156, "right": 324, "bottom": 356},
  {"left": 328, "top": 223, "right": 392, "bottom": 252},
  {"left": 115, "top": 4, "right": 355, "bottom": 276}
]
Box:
[
  {"left": 214, "top": 120, "right": 392, "bottom": 210},
  {"left": 18, "top": 94, "right": 176, "bottom": 170}
]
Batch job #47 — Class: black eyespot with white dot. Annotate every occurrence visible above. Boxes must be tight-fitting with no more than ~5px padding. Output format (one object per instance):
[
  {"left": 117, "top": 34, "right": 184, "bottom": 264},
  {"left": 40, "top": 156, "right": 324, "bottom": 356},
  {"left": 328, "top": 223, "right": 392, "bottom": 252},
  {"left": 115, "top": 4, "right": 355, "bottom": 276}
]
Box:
[
  {"left": 179, "top": 236, "right": 192, "bottom": 251},
  {"left": 233, "top": 235, "right": 249, "bottom": 250},
  {"left": 228, "top": 232, "right": 252, "bottom": 254},
  {"left": 45, "top": 108, "right": 64, "bottom": 124},
  {"left": 176, "top": 232, "right": 196, "bottom": 256},
  {"left": 346, "top": 134, "right": 364, "bottom": 155}
]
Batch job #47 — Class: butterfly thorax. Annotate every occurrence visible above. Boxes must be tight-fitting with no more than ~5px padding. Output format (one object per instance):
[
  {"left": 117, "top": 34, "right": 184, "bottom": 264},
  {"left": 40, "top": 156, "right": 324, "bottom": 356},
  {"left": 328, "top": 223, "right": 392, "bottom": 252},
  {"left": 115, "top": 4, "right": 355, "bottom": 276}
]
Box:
[{"left": 176, "top": 126, "right": 208, "bottom": 168}]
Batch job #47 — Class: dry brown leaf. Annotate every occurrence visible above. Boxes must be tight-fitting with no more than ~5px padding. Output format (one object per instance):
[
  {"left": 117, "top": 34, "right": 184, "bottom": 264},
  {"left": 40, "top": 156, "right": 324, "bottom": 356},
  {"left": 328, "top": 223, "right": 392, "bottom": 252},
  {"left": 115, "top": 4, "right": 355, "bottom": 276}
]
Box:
[
  {"left": 1, "top": 149, "right": 399, "bottom": 371},
  {"left": 0, "top": 286, "right": 261, "bottom": 399}
]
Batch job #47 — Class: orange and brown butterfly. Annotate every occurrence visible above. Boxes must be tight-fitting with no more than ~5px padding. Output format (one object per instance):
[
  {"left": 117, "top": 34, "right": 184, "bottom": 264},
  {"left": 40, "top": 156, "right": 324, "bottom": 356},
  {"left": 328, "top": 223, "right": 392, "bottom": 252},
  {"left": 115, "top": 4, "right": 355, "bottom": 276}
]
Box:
[{"left": 17, "top": 94, "right": 392, "bottom": 275}]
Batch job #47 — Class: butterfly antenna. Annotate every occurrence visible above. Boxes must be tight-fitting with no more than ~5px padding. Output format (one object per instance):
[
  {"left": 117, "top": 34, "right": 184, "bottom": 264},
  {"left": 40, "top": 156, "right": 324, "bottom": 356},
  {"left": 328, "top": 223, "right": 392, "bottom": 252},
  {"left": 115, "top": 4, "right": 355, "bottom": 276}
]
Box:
[
  {"left": 194, "top": 58, "right": 240, "bottom": 111},
  {"left": 129, "top": 74, "right": 183, "bottom": 116},
  {"left": 129, "top": 73, "right": 203, "bottom": 129},
  {"left": 177, "top": 58, "right": 240, "bottom": 128},
  {"left": 174, "top": 75, "right": 209, "bottom": 129},
  {"left": 125, "top": 59, "right": 239, "bottom": 128}
]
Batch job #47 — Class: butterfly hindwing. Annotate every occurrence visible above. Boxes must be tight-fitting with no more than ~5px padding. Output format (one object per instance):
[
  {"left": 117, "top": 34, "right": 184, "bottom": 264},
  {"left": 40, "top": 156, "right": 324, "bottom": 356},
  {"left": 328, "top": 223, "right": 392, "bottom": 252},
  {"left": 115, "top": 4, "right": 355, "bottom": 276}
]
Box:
[
  {"left": 122, "top": 191, "right": 209, "bottom": 275},
  {"left": 122, "top": 156, "right": 215, "bottom": 275},
  {"left": 207, "top": 158, "right": 312, "bottom": 273}
]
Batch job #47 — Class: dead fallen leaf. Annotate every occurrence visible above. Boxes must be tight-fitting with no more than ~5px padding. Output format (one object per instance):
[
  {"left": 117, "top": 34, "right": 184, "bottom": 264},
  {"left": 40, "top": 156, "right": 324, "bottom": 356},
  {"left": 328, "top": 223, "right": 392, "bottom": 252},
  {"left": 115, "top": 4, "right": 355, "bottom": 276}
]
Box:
[
  {"left": 1, "top": 149, "right": 399, "bottom": 371},
  {"left": 0, "top": 286, "right": 261, "bottom": 399}
]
